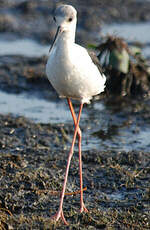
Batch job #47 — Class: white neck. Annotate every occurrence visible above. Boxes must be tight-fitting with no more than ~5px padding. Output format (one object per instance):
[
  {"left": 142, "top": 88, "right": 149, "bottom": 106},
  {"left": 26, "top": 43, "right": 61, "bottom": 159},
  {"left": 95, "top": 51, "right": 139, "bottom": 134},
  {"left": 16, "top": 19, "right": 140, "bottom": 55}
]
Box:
[{"left": 58, "top": 24, "right": 76, "bottom": 46}]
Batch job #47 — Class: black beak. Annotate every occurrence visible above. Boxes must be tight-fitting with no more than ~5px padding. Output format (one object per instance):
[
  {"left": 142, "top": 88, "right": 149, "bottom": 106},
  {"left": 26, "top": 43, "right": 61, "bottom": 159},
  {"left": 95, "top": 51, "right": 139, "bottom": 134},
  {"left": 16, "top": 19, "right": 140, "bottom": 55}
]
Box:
[{"left": 49, "top": 26, "right": 61, "bottom": 53}]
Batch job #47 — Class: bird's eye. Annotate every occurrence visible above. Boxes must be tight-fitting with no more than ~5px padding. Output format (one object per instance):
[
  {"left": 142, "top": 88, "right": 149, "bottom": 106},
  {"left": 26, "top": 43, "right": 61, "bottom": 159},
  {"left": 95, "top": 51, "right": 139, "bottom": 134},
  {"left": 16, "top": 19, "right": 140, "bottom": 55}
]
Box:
[
  {"left": 53, "top": 16, "right": 56, "bottom": 22},
  {"left": 68, "top": 17, "right": 73, "bottom": 22}
]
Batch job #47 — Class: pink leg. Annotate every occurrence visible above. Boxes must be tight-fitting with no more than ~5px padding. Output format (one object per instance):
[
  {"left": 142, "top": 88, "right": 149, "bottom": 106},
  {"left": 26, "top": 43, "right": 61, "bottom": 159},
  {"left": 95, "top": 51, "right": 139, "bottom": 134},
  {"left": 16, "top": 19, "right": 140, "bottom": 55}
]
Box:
[
  {"left": 51, "top": 101, "right": 83, "bottom": 225},
  {"left": 67, "top": 99, "right": 88, "bottom": 213}
]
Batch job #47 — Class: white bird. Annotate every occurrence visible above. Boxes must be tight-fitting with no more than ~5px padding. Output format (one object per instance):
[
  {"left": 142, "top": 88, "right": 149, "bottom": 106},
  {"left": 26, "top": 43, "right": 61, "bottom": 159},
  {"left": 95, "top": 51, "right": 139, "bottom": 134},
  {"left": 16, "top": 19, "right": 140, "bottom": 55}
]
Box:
[{"left": 46, "top": 4, "right": 106, "bottom": 225}]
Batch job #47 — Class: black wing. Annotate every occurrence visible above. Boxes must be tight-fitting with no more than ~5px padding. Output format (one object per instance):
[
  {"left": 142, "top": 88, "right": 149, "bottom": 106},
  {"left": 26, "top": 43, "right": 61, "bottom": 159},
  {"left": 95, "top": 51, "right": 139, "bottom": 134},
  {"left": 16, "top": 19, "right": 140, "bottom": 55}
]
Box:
[{"left": 88, "top": 51, "right": 103, "bottom": 75}]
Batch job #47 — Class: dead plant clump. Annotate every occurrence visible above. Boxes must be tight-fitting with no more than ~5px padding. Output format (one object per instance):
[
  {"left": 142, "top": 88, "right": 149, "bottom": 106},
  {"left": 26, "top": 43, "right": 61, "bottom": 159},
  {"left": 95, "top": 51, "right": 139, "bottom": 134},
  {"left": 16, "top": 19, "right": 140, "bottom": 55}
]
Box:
[{"left": 92, "top": 36, "right": 150, "bottom": 97}]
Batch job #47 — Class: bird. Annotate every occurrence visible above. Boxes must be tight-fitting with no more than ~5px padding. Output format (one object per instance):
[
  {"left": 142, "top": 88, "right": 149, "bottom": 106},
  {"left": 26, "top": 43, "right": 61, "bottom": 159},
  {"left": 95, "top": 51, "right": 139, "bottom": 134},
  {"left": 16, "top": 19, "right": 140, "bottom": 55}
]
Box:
[{"left": 46, "top": 4, "right": 106, "bottom": 225}]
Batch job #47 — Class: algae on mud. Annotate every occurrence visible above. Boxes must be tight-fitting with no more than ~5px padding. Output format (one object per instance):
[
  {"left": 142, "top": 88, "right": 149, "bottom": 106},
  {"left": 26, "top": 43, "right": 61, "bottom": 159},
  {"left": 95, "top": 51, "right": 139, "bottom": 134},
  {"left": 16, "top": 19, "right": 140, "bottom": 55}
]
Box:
[{"left": 0, "top": 114, "right": 150, "bottom": 229}]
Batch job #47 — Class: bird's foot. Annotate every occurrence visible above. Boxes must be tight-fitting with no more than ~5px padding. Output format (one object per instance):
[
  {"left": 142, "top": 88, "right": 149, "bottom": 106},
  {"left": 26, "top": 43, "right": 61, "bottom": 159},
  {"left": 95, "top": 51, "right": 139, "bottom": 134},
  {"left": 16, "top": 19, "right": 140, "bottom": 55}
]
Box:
[
  {"left": 50, "top": 209, "right": 69, "bottom": 225},
  {"left": 80, "top": 202, "right": 88, "bottom": 213}
]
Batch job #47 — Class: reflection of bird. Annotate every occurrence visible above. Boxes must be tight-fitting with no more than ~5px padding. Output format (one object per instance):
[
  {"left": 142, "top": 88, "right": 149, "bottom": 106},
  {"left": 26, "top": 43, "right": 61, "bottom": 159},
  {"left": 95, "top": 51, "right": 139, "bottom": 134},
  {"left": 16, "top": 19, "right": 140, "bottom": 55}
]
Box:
[{"left": 46, "top": 4, "right": 106, "bottom": 225}]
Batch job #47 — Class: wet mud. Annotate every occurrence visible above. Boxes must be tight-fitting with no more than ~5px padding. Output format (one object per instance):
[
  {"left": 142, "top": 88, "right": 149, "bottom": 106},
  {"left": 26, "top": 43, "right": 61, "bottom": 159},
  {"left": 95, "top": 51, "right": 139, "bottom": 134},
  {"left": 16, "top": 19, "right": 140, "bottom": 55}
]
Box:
[
  {"left": 0, "top": 114, "right": 150, "bottom": 229},
  {"left": 0, "top": 0, "right": 150, "bottom": 229},
  {"left": 0, "top": 55, "right": 51, "bottom": 97}
]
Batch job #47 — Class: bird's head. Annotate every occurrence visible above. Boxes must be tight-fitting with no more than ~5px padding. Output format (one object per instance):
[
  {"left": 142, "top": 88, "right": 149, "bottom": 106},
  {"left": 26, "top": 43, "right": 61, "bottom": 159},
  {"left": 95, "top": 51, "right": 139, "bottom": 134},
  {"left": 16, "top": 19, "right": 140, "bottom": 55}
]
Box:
[
  {"left": 49, "top": 5, "right": 77, "bottom": 52},
  {"left": 53, "top": 5, "right": 77, "bottom": 32}
]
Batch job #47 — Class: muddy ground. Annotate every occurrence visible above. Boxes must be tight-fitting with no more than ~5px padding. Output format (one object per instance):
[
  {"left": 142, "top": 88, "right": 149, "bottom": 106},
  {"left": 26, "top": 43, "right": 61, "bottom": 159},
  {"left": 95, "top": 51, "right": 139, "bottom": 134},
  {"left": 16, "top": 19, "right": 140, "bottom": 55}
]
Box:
[
  {"left": 0, "top": 113, "right": 150, "bottom": 229},
  {"left": 0, "top": 0, "right": 150, "bottom": 229}
]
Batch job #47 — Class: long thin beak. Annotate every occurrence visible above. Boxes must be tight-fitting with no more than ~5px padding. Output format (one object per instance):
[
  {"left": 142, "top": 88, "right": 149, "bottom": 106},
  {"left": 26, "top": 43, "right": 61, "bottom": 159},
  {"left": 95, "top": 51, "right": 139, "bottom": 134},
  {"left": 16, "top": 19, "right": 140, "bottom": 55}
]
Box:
[{"left": 49, "top": 26, "right": 61, "bottom": 53}]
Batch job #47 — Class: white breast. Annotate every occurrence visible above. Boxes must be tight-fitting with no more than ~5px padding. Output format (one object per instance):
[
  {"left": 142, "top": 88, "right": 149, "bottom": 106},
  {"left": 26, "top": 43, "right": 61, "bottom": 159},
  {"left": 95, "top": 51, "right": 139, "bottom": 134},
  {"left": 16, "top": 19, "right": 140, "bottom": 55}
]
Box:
[{"left": 46, "top": 42, "right": 106, "bottom": 104}]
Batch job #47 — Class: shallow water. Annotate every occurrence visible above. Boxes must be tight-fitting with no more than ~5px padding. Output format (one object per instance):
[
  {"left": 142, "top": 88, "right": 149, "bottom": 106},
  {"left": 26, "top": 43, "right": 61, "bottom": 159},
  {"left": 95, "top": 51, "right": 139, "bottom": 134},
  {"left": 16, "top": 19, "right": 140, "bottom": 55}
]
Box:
[
  {"left": 82, "top": 100, "right": 150, "bottom": 152},
  {"left": 0, "top": 89, "right": 149, "bottom": 152},
  {"left": 0, "top": 38, "right": 49, "bottom": 57},
  {"left": 0, "top": 90, "right": 73, "bottom": 123},
  {"left": 102, "top": 22, "right": 150, "bottom": 43}
]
